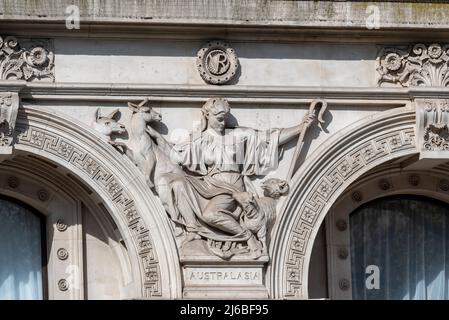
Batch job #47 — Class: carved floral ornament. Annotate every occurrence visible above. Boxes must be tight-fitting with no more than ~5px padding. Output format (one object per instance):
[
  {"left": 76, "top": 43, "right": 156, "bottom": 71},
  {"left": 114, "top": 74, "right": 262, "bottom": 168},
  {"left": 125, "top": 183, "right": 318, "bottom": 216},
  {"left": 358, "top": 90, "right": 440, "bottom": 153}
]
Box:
[
  {"left": 0, "top": 36, "right": 54, "bottom": 81},
  {"left": 377, "top": 43, "right": 449, "bottom": 87}
]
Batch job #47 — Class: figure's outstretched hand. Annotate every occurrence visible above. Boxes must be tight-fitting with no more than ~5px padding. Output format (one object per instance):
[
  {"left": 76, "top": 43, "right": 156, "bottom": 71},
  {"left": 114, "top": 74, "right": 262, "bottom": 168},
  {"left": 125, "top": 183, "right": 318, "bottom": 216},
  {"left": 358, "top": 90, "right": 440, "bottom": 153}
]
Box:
[{"left": 303, "top": 113, "right": 318, "bottom": 129}]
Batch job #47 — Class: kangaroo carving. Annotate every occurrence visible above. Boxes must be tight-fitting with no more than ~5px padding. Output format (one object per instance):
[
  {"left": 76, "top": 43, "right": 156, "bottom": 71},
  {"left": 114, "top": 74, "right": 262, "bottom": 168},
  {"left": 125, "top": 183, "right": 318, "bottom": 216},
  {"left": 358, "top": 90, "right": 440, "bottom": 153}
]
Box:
[
  {"left": 125, "top": 98, "right": 183, "bottom": 191},
  {"left": 91, "top": 108, "right": 126, "bottom": 142}
]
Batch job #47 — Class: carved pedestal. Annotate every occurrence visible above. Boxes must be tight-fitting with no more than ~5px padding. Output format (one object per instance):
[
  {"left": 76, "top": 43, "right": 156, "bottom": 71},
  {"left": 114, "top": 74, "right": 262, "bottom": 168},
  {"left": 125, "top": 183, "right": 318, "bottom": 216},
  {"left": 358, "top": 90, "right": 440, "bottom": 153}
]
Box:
[{"left": 181, "top": 241, "right": 269, "bottom": 299}]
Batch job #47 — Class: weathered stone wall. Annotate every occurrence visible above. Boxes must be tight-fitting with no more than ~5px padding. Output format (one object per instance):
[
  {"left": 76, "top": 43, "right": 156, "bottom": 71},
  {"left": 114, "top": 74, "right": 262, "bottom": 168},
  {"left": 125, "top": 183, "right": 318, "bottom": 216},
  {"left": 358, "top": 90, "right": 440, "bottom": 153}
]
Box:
[{"left": 1, "top": 0, "right": 449, "bottom": 29}]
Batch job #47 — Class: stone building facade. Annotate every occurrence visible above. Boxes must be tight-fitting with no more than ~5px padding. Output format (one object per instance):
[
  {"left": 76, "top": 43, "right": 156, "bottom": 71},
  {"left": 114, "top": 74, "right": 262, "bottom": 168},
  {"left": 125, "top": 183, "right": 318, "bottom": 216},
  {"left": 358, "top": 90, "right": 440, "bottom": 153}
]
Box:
[{"left": 1, "top": 0, "right": 449, "bottom": 300}]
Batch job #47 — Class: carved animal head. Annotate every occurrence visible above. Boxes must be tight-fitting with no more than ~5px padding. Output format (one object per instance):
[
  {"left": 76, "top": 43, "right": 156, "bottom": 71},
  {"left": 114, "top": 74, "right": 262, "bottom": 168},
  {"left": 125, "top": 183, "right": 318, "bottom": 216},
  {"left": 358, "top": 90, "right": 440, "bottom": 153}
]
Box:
[
  {"left": 128, "top": 98, "right": 162, "bottom": 123},
  {"left": 261, "top": 178, "right": 289, "bottom": 199},
  {"left": 92, "top": 108, "right": 126, "bottom": 137}
]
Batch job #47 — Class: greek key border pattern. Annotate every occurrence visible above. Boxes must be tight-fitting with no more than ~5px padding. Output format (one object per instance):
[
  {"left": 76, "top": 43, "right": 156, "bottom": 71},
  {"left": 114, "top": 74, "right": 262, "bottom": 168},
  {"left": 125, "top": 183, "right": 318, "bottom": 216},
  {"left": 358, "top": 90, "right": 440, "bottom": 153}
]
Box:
[
  {"left": 284, "top": 128, "right": 416, "bottom": 296},
  {"left": 17, "top": 125, "right": 161, "bottom": 297}
]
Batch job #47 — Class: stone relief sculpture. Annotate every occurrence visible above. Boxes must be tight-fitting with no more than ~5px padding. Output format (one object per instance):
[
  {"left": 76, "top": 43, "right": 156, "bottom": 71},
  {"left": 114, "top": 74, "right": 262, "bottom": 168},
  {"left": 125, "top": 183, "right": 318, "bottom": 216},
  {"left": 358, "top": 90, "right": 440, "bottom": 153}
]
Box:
[
  {"left": 0, "top": 36, "right": 54, "bottom": 81},
  {"left": 91, "top": 108, "right": 125, "bottom": 143},
  {"left": 123, "top": 99, "right": 185, "bottom": 191},
  {"left": 377, "top": 43, "right": 449, "bottom": 87},
  {"left": 234, "top": 178, "right": 289, "bottom": 253},
  {"left": 102, "top": 97, "right": 322, "bottom": 259}
]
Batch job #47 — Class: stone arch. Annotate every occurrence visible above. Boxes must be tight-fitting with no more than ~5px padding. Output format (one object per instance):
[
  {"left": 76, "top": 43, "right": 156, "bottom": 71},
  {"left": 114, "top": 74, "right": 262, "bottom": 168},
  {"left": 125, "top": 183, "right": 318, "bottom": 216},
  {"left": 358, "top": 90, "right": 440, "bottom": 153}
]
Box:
[
  {"left": 269, "top": 105, "right": 418, "bottom": 299},
  {"left": 12, "top": 105, "right": 181, "bottom": 299}
]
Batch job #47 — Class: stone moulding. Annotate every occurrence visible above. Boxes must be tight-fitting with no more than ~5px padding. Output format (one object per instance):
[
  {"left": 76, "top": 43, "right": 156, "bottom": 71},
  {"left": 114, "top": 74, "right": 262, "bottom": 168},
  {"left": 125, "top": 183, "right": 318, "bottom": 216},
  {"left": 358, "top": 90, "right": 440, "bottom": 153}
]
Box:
[
  {"left": 269, "top": 106, "right": 417, "bottom": 298},
  {"left": 13, "top": 105, "right": 181, "bottom": 299},
  {"left": 0, "top": 35, "right": 54, "bottom": 82},
  {"left": 11, "top": 81, "right": 449, "bottom": 104},
  {"left": 377, "top": 43, "right": 449, "bottom": 87}
]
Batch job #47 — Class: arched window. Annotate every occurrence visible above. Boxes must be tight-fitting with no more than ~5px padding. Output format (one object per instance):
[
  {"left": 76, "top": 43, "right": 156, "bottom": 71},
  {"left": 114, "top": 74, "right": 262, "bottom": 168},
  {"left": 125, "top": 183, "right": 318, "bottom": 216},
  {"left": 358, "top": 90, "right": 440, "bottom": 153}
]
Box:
[
  {"left": 350, "top": 195, "right": 449, "bottom": 300},
  {"left": 0, "top": 197, "right": 46, "bottom": 300}
]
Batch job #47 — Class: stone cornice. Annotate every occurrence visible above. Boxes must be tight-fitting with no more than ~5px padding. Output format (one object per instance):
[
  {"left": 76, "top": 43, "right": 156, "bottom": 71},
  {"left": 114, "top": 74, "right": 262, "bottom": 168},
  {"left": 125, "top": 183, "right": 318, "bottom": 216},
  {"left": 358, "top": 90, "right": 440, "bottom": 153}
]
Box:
[
  {"left": 7, "top": 82, "right": 449, "bottom": 105},
  {"left": 2, "top": 1, "right": 449, "bottom": 30},
  {"left": 3, "top": 20, "right": 449, "bottom": 44},
  {"left": 0, "top": 80, "right": 26, "bottom": 92},
  {"left": 2, "top": 80, "right": 446, "bottom": 105},
  {"left": 2, "top": 1, "right": 449, "bottom": 43}
]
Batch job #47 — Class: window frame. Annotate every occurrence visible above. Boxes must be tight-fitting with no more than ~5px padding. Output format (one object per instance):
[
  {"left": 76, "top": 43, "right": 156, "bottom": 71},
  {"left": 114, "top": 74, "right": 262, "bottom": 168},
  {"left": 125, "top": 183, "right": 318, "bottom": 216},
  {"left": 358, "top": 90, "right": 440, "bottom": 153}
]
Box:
[
  {"left": 0, "top": 194, "right": 48, "bottom": 300},
  {"left": 325, "top": 170, "right": 449, "bottom": 300}
]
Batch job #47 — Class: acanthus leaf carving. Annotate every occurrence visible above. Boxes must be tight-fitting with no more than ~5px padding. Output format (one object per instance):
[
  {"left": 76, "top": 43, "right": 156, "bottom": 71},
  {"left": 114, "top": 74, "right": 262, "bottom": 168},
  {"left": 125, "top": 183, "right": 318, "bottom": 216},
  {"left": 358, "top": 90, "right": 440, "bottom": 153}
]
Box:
[
  {"left": 377, "top": 43, "right": 449, "bottom": 87},
  {"left": 0, "top": 36, "right": 54, "bottom": 82}
]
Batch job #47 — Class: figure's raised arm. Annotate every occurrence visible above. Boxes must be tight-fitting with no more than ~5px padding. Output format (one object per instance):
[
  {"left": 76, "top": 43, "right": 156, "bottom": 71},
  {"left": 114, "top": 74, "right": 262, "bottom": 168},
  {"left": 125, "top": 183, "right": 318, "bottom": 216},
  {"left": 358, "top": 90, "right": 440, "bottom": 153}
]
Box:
[
  {"left": 278, "top": 113, "right": 317, "bottom": 146},
  {"left": 279, "top": 99, "right": 327, "bottom": 146}
]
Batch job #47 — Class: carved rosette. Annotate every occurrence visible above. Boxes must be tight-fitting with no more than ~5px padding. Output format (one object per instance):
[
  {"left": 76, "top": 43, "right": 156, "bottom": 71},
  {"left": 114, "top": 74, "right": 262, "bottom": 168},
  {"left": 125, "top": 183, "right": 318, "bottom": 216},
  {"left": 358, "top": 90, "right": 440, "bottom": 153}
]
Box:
[
  {"left": 196, "top": 41, "right": 239, "bottom": 85},
  {"left": 0, "top": 36, "right": 54, "bottom": 81},
  {"left": 377, "top": 43, "right": 449, "bottom": 87}
]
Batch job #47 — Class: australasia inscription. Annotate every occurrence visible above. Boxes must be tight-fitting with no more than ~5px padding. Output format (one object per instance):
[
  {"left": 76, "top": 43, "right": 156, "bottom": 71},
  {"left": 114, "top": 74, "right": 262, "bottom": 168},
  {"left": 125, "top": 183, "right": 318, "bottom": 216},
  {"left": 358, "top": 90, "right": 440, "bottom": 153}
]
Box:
[{"left": 184, "top": 267, "right": 262, "bottom": 286}]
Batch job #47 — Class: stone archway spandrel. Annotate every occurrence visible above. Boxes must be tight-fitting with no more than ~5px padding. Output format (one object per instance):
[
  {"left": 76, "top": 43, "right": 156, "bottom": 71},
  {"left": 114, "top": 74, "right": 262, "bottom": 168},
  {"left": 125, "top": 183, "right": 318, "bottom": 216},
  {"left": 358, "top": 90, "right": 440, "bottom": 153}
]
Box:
[
  {"left": 270, "top": 106, "right": 418, "bottom": 299},
  {"left": 12, "top": 105, "right": 181, "bottom": 299}
]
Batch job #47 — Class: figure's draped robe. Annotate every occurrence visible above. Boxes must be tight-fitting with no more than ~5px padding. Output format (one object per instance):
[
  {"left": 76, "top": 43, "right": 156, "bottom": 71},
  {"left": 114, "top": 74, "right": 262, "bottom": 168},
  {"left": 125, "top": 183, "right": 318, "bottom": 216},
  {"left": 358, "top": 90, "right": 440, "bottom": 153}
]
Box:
[{"left": 162, "top": 127, "right": 281, "bottom": 242}]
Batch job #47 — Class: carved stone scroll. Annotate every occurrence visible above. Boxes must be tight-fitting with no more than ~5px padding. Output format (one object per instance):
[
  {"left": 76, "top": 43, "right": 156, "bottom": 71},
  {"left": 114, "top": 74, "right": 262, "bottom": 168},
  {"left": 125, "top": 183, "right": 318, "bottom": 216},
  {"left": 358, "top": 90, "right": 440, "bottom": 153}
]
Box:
[
  {"left": 0, "top": 36, "right": 54, "bottom": 82},
  {"left": 377, "top": 43, "right": 449, "bottom": 87}
]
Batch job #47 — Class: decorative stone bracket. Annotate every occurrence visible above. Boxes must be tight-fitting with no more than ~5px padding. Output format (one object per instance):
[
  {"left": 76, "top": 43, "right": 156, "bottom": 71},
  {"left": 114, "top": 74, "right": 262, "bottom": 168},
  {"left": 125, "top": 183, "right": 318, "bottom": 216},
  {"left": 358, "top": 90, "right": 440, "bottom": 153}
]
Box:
[
  {"left": 413, "top": 98, "right": 449, "bottom": 168},
  {"left": 0, "top": 91, "right": 20, "bottom": 160},
  {"left": 0, "top": 80, "right": 26, "bottom": 160}
]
